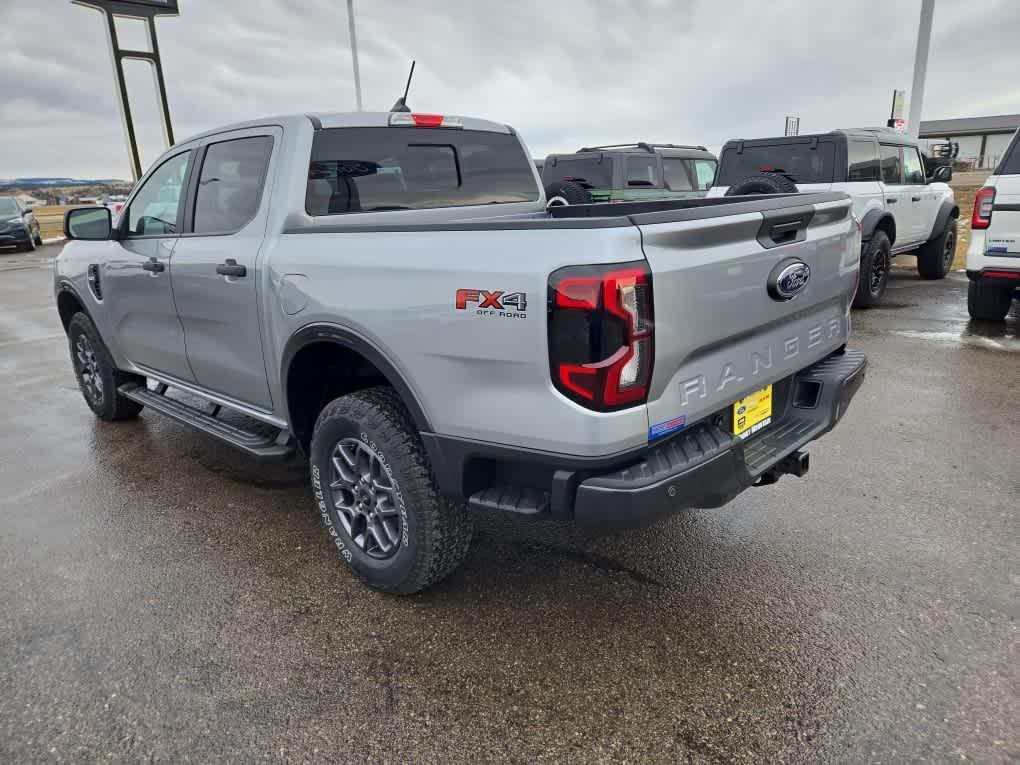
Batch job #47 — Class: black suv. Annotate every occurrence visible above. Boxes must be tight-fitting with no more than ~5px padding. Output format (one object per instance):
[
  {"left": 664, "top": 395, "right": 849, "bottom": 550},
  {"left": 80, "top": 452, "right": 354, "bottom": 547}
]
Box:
[
  {"left": 0, "top": 196, "right": 43, "bottom": 252},
  {"left": 541, "top": 143, "right": 718, "bottom": 206}
]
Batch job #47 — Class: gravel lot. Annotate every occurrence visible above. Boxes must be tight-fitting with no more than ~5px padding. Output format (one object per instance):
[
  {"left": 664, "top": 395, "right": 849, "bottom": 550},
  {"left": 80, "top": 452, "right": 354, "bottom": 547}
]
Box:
[{"left": 1, "top": 244, "right": 1016, "bottom": 763}]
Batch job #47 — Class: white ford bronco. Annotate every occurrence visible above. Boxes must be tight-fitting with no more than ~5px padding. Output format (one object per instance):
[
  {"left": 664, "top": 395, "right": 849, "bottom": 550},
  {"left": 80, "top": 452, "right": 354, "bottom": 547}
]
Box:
[
  {"left": 966, "top": 128, "right": 1020, "bottom": 320},
  {"left": 56, "top": 110, "right": 866, "bottom": 593},
  {"left": 710, "top": 128, "right": 958, "bottom": 307}
]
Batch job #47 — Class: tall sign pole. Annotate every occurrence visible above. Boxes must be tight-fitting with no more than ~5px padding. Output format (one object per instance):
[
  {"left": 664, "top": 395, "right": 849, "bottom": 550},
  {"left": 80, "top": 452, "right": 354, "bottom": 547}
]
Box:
[
  {"left": 347, "top": 0, "right": 363, "bottom": 111},
  {"left": 72, "top": 0, "right": 180, "bottom": 180},
  {"left": 907, "top": 0, "right": 935, "bottom": 139}
]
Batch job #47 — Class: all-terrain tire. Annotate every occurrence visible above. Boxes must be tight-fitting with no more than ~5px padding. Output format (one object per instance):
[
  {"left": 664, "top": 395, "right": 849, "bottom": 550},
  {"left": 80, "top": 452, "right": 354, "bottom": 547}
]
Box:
[
  {"left": 33, "top": 226, "right": 43, "bottom": 246},
  {"left": 308, "top": 387, "right": 473, "bottom": 594},
  {"left": 724, "top": 173, "right": 798, "bottom": 196},
  {"left": 967, "top": 280, "right": 1013, "bottom": 321},
  {"left": 544, "top": 180, "right": 592, "bottom": 207},
  {"left": 67, "top": 312, "right": 145, "bottom": 421},
  {"left": 916, "top": 216, "right": 957, "bottom": 279},
  {"left": 853, "top": 231, "right": 892, "bottom": 308}
]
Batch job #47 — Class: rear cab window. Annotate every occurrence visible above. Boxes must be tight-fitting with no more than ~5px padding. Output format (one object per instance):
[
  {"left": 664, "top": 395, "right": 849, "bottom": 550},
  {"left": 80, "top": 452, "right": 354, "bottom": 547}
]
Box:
[
  {"left": 717, "top": 139, "right": 836, "bottom": 185},
  {"left": 307, "top": 128, "right": 538, "bottom": 215}
]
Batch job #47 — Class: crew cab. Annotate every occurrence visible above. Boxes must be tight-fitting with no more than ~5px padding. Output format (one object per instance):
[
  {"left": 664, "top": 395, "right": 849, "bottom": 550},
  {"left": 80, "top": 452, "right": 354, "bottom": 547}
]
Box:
[
  {"left": 966, "top": 128, "right": 1020, "bottom": 320},
  {"left": 56, "top": 110, "right": 866, "bottom": 594},
  {"left": 710, "top": 129, "right": 958, "bottom": 307}
]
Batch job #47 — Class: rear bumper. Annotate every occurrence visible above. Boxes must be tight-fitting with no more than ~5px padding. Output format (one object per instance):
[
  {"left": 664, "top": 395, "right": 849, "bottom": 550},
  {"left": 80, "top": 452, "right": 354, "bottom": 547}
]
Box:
[
  {"left": 966, "top": 268, "right": 1020, "bottom": 290},
  {"left": 573, "top": 349, "right": 866, "bottom": 527},
  {"left": 424, "top": 348, "right": 866, "bottom": 528}
]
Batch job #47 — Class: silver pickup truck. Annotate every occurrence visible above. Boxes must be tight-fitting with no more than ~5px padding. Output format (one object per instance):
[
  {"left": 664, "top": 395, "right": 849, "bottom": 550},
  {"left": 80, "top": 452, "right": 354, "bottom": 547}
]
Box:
[{"left": 56, "top": 111, "right": 866, "bottom": 593}]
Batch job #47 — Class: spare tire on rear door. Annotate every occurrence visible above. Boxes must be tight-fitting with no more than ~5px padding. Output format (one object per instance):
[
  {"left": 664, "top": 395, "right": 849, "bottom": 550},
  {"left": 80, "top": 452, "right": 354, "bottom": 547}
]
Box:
[
  {"left": 544, "top": 180, "right": 592, "bottom": 207},
  {"left": 724, "top": 173, "right": 798, "bottom": 196}
]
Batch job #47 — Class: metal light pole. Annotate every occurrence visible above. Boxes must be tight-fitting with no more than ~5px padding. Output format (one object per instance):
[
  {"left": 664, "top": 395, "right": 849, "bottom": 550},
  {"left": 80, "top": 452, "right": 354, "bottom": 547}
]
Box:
[
  {"left": 907, "top": 0, "right": 935, "bottom": 139},
  {"left": 347, "top": 0, "right": 363, "bottom": 111}
]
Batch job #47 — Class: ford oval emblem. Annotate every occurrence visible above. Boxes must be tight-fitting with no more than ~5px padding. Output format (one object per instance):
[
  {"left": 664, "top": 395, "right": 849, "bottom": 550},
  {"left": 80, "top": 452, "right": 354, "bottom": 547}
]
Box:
[{"left": 767, "top": 259, "right": 811, "bottom": 301}]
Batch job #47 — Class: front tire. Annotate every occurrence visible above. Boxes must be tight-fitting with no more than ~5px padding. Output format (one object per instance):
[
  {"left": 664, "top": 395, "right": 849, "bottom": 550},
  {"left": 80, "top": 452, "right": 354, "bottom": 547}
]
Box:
[
  {"left": 309, "top": 387, "right": 473, "bottom": 594},
  {"left": 916, "top": 217, "right": 957, "bottom": 279},
  {"left": 967, "top": 280, "right": 1013, "bottom": 321},
  {"left": 67, "top": 313, "right": 144, "bottom": 421},
  {"left": 853, "top": 230, "right": 892, "bottom": 308}
]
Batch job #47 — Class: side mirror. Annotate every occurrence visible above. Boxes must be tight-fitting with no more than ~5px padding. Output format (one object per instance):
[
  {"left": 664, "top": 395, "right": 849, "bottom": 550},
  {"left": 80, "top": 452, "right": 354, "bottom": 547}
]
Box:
[
  {"left": 64, "top": 207, "right": 112, "bottom": 241},
  {"left": 930, "top": 165, "right": 952, "bottom": 183}
]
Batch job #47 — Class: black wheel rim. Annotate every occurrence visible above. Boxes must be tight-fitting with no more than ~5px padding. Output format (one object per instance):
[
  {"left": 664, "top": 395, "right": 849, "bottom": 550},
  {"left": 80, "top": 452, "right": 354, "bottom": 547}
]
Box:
[
  {"left": 328, "top": 438, "right": 402, "bottom": 559},
  {"left": 943, "top": 229, "right": 956, "bottom": 270},
  {"left": 870, "top": 249, "right": 889, "bottom": 294},
  {"left": 74, "top": 334, "right": 104, "bottom": 405}
]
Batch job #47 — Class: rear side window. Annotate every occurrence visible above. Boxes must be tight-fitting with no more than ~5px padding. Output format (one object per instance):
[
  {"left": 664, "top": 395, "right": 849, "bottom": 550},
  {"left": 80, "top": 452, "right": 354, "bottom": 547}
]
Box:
[
  {"left": 663, "top": 158, "right": 717, "bottom": 191},
  {"left": 193, "top": 136, "right": 274, "bottom": 234},
  {"left": 848, "top": 140, "right": 880, "bottom": 181},
  {"left": 717, "top": 140, "right": 836, "bottom": 185},
  {"left": 879, "top": 144, "right": 902, "bottom": 184},
  {"left": 626, "top": 156, "right": 660, "bottom": 187},
  {"left": 307, "top": 128, "right": 538, "bottom": 215},
  {"left": 543, "top": 156, "right": 613, "bottom": 188},
  {"left": 997, "top": 130, "right": 1020, "bottom": 174}
]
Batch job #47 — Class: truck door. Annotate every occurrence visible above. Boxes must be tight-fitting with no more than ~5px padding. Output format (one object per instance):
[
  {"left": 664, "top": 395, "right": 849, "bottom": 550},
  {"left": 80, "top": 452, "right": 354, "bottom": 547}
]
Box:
[
  {"left": 103, "top": 148, "right": 195, "bottom": 381},
  {"left": 879, "top": 143, "right": 919, "bottom": 245},
  {"left": 902, "top": 145, "right": 940, "bottom": 242},
  {"left": 169, "top": 128, "right": 279, "bottom": 410}
]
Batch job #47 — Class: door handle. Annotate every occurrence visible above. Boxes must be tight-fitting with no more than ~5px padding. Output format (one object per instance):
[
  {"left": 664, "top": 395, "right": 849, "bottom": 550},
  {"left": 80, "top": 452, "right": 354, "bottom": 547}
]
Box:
[
  {"left": 142, "top": 257, "right": 165, "bottom": 273},
  {"left": 911, "top": 196, "right": 921, "bottom": 202},
  {"left": 216, "top": 259, "right": 247, "bottom": 277},
  {"left": 886, "top": 198, "right": 897, "bottom": 204}
]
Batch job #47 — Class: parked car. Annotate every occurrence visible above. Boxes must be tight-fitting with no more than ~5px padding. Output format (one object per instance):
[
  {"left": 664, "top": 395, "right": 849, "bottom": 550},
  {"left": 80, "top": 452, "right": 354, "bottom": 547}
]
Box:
[
  {"left": 541, "top": 142, "right": 717, "bottom": 206},
  {"left": 0, "top": 196, "right": 43, "bottom": 252},
  {"left": 56, "top": 110, "right": 865, "bottom": 594},
  {"left": 710, "top": 129, "right": 957, "bottom": 307},
  {"left": 966, "top": 128, "right": 1020, "bottom": 321}
]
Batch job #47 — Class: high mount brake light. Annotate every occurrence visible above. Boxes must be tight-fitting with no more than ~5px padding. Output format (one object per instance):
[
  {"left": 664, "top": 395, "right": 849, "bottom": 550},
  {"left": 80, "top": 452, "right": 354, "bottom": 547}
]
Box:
[
  {"left": 972, "top": 186, "right": 995, "bottom": 230},
  {"left": 548, "top": 263, "right": 654, "bottom": 411},
  {"left": 388, "top": 113, "right": 464, "bottom": 128}
]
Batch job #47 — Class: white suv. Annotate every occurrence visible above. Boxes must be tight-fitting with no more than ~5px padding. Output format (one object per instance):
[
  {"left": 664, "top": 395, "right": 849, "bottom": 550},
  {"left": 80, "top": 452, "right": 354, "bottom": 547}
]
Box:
[
  {"left": 710, "top": 128, "right": 958, "bottom": 307},
  {"left": 966, "top": 129, "right": 1020, "bottom": 321}
]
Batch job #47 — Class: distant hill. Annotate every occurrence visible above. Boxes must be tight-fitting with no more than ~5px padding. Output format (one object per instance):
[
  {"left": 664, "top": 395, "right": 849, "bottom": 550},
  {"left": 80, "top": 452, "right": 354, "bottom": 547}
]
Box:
[{"left": 0, "top": 178, "right": 127, "bottom": 189}]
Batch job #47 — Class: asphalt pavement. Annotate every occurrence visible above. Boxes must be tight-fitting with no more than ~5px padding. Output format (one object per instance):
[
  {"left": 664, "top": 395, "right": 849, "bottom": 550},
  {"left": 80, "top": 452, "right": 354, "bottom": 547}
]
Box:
[{"left": 1, "top": 244, "right": 1016, "bottom": 763}]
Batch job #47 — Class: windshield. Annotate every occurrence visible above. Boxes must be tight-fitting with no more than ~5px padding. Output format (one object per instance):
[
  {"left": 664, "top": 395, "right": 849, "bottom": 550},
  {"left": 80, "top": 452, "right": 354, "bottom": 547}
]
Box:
[
  {"left": 0, "top": 198, "right": 20, "bottom": 216},
  {"left": 663, "top": 158, "right": 717, "bottom": 191},
  {"left": 718, "top": 141, "right": 836, "bottom": 185}
]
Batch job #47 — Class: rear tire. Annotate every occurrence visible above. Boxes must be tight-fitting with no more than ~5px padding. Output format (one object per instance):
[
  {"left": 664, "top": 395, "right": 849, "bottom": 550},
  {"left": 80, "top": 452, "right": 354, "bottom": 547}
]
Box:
[
  {"left": 916, "top": 217, "right": 957, "bottom": 279},
  {"left": 853, "top": 231, "right": 892, "bottom": 308},
  {"left": 967, "top": 280, "right": 1013, "bottom": 321},
  {"left": 544, "top": 180, "right": 591, "bottom": 207},
  {"left": 67, "top": 312, "right": 145, "bottom": 421},
  {"left": 308, "top": 387, "right": 473, "bottom": 594},
  {"left": 724, "top": 173, "right": 798, "bottom": 196}
]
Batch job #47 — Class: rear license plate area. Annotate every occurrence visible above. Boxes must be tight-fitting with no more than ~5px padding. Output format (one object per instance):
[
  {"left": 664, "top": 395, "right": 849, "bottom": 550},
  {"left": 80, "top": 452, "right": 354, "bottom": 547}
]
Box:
[{"left": 733, "top": 384, "right": 773, "bottom": 440}]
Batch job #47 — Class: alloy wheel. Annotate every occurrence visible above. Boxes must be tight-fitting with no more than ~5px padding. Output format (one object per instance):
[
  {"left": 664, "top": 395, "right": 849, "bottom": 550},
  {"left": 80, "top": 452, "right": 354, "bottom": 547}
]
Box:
[
  {"left": 75, "top": 334, "right": 104, "bottom": 405},
  {"left": 328, "top": 438, "right": 402, "bottom": 559}
]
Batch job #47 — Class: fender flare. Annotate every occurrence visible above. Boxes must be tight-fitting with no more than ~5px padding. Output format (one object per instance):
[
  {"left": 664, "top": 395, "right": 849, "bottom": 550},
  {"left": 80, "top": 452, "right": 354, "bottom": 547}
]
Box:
[
  {"left": 930, "top": 201, "right": 960, "bottom": 241},
  {"left": 279, "top": 322, "right": 433, "bottom": 434},
  {"left": 55, "top": 280, "right": 94, "bottom": 332},
  {"left": 860, "top": 209, "right": 896, "bottom": 246}
]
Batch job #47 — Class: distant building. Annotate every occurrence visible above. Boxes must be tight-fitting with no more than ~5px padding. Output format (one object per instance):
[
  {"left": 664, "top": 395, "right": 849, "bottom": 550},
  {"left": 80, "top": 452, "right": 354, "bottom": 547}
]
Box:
[{"left": 919, "top": 114, "right": 1020, "bottom": 169}]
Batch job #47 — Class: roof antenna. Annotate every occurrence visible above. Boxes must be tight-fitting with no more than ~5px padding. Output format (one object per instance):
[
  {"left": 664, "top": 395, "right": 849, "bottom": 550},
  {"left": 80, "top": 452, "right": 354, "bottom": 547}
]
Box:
[{"left": 390, "top": 60, "right": 415, "bottom": 113}]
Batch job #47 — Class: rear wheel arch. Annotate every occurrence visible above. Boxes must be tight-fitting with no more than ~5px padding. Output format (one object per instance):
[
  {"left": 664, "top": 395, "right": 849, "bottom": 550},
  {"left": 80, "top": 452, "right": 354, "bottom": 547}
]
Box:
[
  {"left": 862, "top": 210, "right": 896, "bottom": 247},
  {"left": 281, "top": 324, "right": 433, "bottom": 454}
]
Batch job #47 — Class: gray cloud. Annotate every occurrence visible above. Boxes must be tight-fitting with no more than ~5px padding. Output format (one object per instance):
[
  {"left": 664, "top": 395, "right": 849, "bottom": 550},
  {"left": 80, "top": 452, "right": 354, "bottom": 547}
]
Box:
[{"left": 2, "top": 0, "right": 1018, "bottom": 179}]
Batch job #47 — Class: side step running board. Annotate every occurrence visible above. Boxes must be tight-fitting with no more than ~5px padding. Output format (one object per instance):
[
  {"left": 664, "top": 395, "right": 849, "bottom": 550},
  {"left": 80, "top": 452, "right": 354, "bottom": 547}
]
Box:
[
  {"left": 468, "top": 485, "right": 550, "bottom": 516},
  {"left": 118, "top": 383, "right": 295, "bottom": 460}
]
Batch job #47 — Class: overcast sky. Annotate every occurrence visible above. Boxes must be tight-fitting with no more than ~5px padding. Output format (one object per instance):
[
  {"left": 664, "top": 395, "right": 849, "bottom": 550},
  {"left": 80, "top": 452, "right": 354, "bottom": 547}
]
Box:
[{"left": 3, "top": 0, "right": 1019, "bottom": 179}]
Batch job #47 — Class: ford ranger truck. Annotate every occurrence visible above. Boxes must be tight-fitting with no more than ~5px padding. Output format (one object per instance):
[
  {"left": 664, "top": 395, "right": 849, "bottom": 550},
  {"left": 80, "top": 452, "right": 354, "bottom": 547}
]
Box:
[{"left": 56, "top": 111, "right": 867, "bottom": 594}]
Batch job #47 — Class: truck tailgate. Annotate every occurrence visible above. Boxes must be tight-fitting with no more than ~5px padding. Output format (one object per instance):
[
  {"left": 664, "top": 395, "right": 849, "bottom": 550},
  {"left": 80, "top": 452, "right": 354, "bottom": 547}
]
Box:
[
  {"left": 634, "top": 195, "right": 857, "bottom": 437},
  {"left": 988, "top": 175, "right": 1020, "bottom": 254}
]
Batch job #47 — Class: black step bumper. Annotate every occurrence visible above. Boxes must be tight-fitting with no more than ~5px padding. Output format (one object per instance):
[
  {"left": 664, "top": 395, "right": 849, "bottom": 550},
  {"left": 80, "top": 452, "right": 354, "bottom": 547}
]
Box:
[{"left": 572, "top": 349, "right": 866, "bottom": 527}]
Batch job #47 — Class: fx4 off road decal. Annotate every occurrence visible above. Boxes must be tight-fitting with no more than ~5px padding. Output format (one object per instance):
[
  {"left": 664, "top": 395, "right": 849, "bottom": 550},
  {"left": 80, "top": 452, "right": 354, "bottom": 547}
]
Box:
[{"left": 455, "top": 289, "right": 528, "bottom": 319}]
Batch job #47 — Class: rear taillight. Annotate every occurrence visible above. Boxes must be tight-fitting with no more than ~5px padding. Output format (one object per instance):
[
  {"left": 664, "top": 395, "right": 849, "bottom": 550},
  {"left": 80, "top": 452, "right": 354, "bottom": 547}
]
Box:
[
  {"left": 972, "top": 186, "right": 996, "bottom": 229},
  {"left": 548, "top": 262, "right": 654, "bottom": 411}
]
